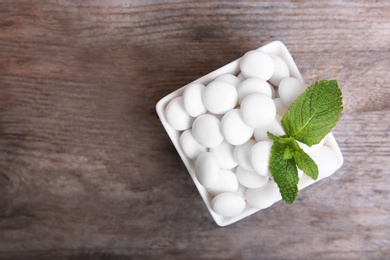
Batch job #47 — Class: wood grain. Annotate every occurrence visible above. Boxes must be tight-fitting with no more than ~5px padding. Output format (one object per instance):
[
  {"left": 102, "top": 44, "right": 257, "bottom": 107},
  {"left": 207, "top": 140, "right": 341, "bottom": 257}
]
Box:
[{"left": 0, "top": 1, "right": 389, "bottom": 259}]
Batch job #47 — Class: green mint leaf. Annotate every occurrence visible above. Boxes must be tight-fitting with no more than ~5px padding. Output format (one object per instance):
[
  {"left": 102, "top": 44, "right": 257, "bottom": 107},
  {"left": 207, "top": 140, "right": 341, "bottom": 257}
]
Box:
[
  {"left": 288, "top": 140, "right": 319, "bottom": 180},
  {"left": 269, "top": 141, "right": 299, "bottom": 204},
  {"left": 267, "top": 132, "right": 295, "bottom": 144},
  {"left": 283, "top": 146, "right": 295, "bottom": 160},
  {"left": 281, "top": 80, "right": 343, "bottom": 146}
]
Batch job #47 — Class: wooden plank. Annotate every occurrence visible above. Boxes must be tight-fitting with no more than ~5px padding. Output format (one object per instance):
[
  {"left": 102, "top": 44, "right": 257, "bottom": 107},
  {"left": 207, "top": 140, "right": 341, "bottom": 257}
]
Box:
[{"left": 0, "top": 1, "right": 389, "bottom": 259}]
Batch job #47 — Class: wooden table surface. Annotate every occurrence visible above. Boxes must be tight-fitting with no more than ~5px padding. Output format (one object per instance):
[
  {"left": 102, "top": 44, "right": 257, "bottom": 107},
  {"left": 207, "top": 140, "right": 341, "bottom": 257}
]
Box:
[{"left": 1, "top": 1, "right": 389, "bottom": 259}]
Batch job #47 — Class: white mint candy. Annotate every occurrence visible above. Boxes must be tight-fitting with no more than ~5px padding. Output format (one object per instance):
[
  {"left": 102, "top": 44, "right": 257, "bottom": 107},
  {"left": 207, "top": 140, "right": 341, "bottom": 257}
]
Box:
[
  {"left": 221, "top": 109, "right": 253, "bottom": 146},
  {"left": 240, "top": 50, "right": 274, "bottom": 81},
  {"left": 309, "top": 146, "right": 340, "bottom": 178},
  {"left": 273, "top": 98, "right": 289, "bottom": 116},
  {"left": 206, "top": 169, "right": 239, "bottom": 196},
  {"left": 195, "top": 152, "right": 220, "bottom": 188},
  {"left": 240, "top": 93, "right": 276, "bottom": 128},
  {"left": 165, "top": 96, "right": 194, "bottom": 131},
  {"left": 250, "top": 141, "right": 273, "bottom": 177},
  {"left": 254, "top": 115, "right": 285, "bottom": 142},
  {"left": 236, "top": 166, "right": 269, "bottom": 189},
  {"left": 269, "top": 54, "right": 290, "bottom": 86},
  {"left": 210, "top": 140, "right": 238, "bottom": 169},
  {"left": 215, "top": 74, "right": 241, "bottom": 90},
  {"left": 179, "top": 130, "right": 207, "bottom": 161},
  {"left": 245, "top": 181, "right": 282, "bottom": 209},
  {"left": 298, "top": 145, "right": 339, "bottom": 189},
  {"left": 238, "top": 78, "right": 273, "bottom": 103},
  {"left": 278, "top": 77, "right": 306, "bottom": 107},
  {"left": 211, "top": 192, "right": 246, "bottom": 217},
  {"left": 234, "top": 139, "right": 256, "bottom": 171},
  {"left": 192, "top": 114, "right": 224, "bottom": 148},
  {"left": 203, "top": 80, "right": 238, "bottom": 114},
  {"left": 183, "top": 82, "right": 207, "bottom": 117}
]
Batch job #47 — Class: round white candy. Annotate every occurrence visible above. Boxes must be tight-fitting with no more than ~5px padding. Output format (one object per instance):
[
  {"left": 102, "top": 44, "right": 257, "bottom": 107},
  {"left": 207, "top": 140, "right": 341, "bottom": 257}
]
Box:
[
  {"left": 309, "top": 145, "right": 340, "bottom": 178},
  {"left": 221, "top": 109, "right": 253, "bottom": 146},
  {"left": 254, "top": 114, "right": 285, "bottom": 142},
  {"left": 165, "top": 96, "right": 194, "bottom": 131},
  {"left": 233, "top": 139, "right": 256, "bottom": 171},
  {"left": 192, "top": 114, "right": 224, "bottom": 148},
  {"left": 215, "top": 74, "right": 241, "bottom": 90},
  {"left": 250, "top": 141, "right": 273, "bottom": 177},
  {"left": 245, "top": 181, "right": 282, "bottom": 209},
  {"left": 203, "top": 80, "right": 238, "bottom": 114},
  {"left": 211, "top": 192, "right": 246, "bottom": 217},
  {"left": 183, "top": 82, "right": 207, "bottom": 117},
  {"left": 269, "top": 54, "right": 290, "bottom": 86},
  {"left": 206, "top": 169, "right": 239, "bottom": 196},
  {"left": 238, "top": 78, "right": 273, "bottom": 103},
  {"left": 236, "top": 166, "right": 269, "bottom": 189},
  {"left": 240, "top": 50, "right": 274, "bottom": 81},
  {"left": 273, "top": 98, "right": 289, "bottom": 116},
  {"left": 240, "top": 93, "right": 276, "bottom": 128},
  {"left": 195, "top": 152, "right": 220, "bottom": 187},
  {"left": 210, "top": 140, "right": 238, "bottom": 169},
  {"left": 179, "top": 129, "right": 207, "bottom": 161},
  {"left": 278, "top": 77, "right": 306, "bottom": 107}
]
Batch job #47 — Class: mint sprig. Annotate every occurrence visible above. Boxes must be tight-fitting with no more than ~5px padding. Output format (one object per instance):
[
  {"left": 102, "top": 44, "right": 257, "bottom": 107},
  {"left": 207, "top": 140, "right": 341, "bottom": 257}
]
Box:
[{"left": 268, "top": 80, "right": 343, "bottom": 204}]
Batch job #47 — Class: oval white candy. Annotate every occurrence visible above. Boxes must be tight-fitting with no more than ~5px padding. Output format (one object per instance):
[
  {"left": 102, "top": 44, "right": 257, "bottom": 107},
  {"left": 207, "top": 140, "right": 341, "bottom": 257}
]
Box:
[
  {"left": 245, "top": 181, "right": 282, "bottom": 209},
  {"left": 269, "top": 54, "right": 290, "bottom": 86},
  {"left": 192, "top": 114, "right": 224, "bottom": 148},
  {"left": 203, "top": 80, "right": 238, "bottom": 114},
  {"left": 233, "top": 139, "right": 256, "bottom": 171},
  {"left": 278, "top": 77, "right": 306, "bottom": 107},
  {"left": 240, "top": 50, "right": 274, "bottom": 81},
  {"left": 254, "top": 115, "right": 285, "bottom": 142},
  {"left": 236, "top": 166, "right": 269, "bottom": 189},
  {"left": 211, "top": 192, "right": 246, "bottom": 217},
  {"left": 238, "top": 78, "right": 273, "bottom": 103},
  {"left": 273, "top": 98, "right": 289, "bottom": 116},
  {"left": 309, "top": 145, "right": 340, "bottom": 179},
  {"left": 240, "top": 93, "right": 276, "bottom": 128},
  {"left": 195, "top": 152, "right": 220, "bottom": 187},
  {"left": 221, "top": 109, "right": 253, "bottom": 146},
  {"left": 250, "top": 141, "right": 273, "bottom": 177},
  {"left": 210, "top": 140, "right": 238, "bottom": 169},
  {"left": 179, "top": 129, "right": 207, "bottom": 161},
  {"left": 183, "top": 82, "right": 207, "bottom": 117},
  {"left": 215, "top": 74, "right": 241, "bottom": 90},
  {"left": 165, "top": 96, "right": 194, "bottom": 131},
  {"left": 298, "top": 145, "right": 340, "bottom": 189},
  {"left": 206, "top": 169, "right": 239, "bottom": 196}
]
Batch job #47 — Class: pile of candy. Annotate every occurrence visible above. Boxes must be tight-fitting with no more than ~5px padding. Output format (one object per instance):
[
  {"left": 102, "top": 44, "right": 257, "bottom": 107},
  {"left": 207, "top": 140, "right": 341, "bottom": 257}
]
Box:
[{"left": 164, "top": 49, "right": 338, "bottom": 218}]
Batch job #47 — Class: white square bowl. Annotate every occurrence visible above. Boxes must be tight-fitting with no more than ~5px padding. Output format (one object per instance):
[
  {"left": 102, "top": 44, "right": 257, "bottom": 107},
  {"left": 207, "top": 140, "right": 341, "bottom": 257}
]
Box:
[{"left": 156, "top": 41, "right": 343, "bottom": 226}]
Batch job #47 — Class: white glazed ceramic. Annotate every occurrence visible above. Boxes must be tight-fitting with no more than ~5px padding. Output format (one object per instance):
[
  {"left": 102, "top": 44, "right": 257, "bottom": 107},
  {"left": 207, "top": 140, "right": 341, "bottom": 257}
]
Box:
[{"left": 156, "top": 41, "right": 343, "bottom": 226}]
